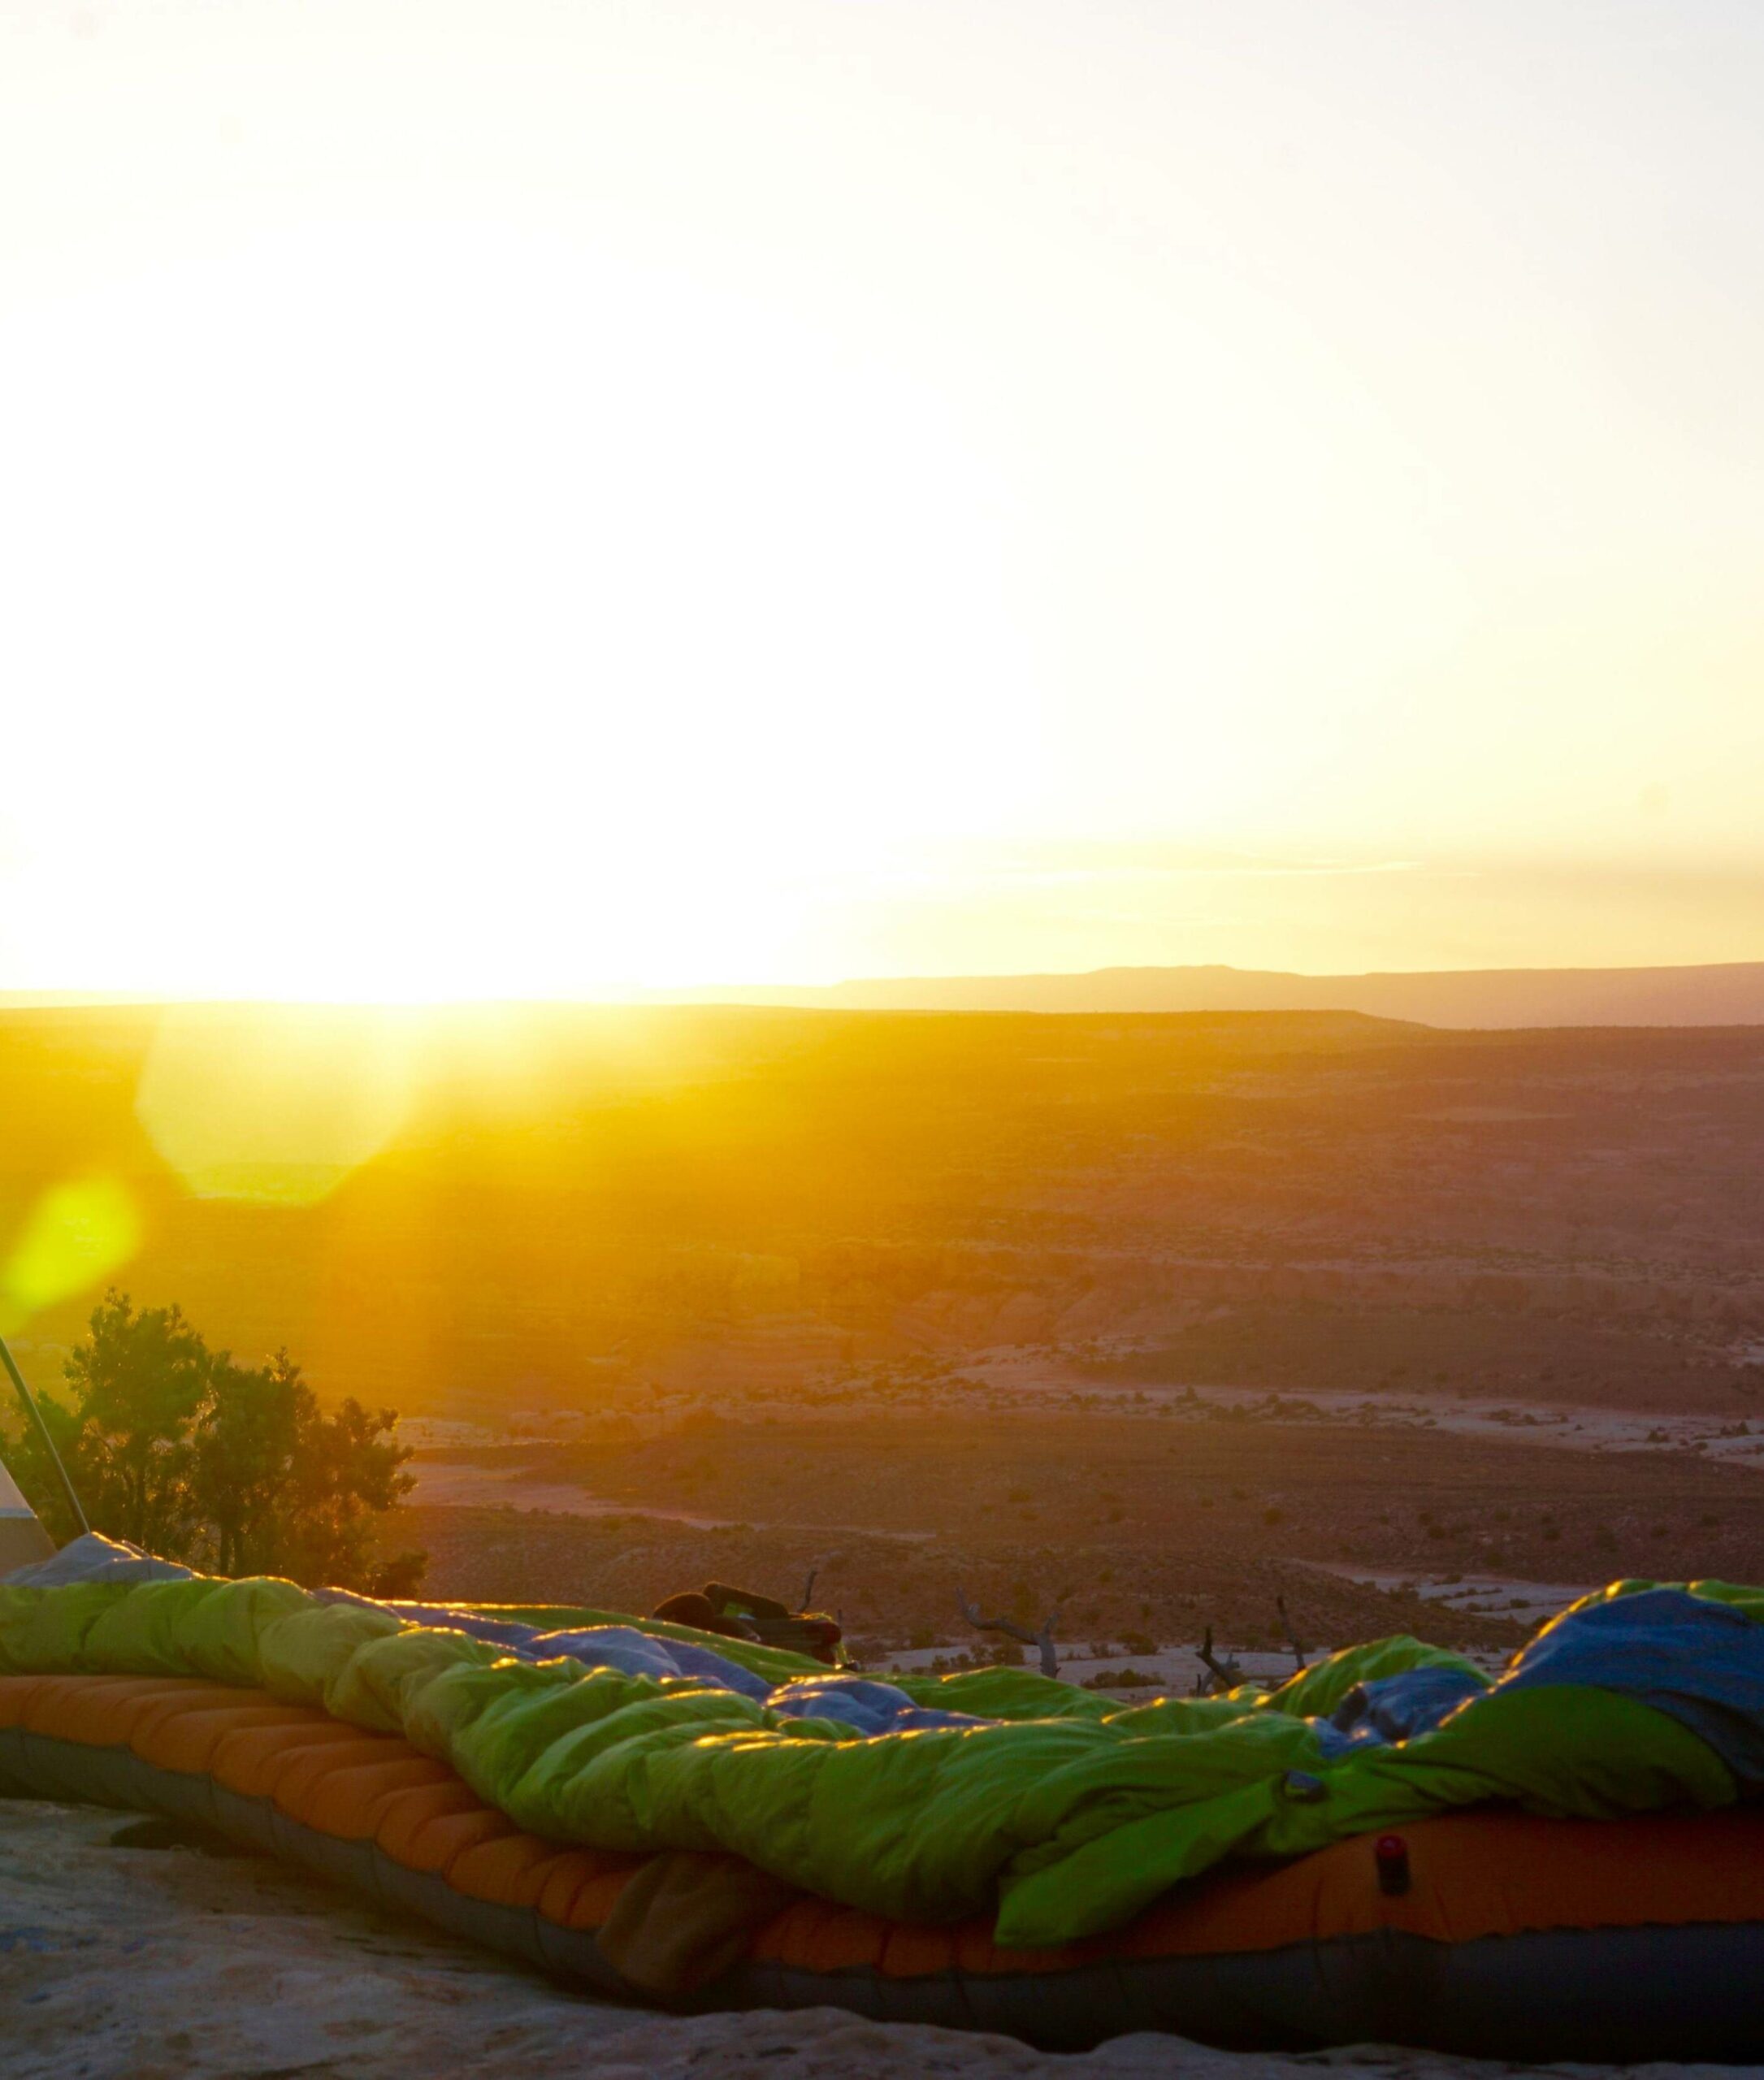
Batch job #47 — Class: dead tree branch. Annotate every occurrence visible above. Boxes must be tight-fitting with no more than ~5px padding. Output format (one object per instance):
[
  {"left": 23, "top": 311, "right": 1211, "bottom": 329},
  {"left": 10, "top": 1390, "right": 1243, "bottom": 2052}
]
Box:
[
  {"left": 956, "top": 1589, "right": 1060, "bottom": 1679},
  {"left": 1276, "top": 1596, "right": 1307, "bottom": 1672},
  {"left": 800, "top": 1552, "right": 843, "bottom": 1612},
  {"left": 1194, "top": 1625, "right": 1243, "bottom": 1695}
]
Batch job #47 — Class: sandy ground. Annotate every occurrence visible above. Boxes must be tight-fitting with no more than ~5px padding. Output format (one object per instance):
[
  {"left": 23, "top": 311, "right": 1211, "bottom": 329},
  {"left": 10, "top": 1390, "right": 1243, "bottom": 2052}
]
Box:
[
  {"left": 405, "top": 1462, "right": 737, "bottom": 1524},
  {"left": 999, "top": 1378, "right": 1764, "bottom": 1470},
  {"left": 1309, "top": 1566, "right": 1598, "bottom": 1630},
  {"left": 5, "top": 1802, "right": 1757, "bottom": 2080},
  {"left": 877, "top": 1643, "right": 1319, "bottom": 1690},
  {"left": 405, "top": 1380, "right": 1764, "bottom": 1499}
]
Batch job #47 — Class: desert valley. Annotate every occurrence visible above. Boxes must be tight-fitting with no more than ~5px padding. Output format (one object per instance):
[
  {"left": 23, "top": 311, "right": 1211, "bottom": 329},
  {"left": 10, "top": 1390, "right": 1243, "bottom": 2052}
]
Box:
[{"left": 5, "top": 996, "right": 1760, "bottom": 1676}]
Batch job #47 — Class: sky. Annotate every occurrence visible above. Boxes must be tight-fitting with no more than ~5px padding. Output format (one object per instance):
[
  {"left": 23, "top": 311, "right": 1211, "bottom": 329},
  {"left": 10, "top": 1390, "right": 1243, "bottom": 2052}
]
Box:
[{"left": 2, "top": 0, "right": 1762, "bottom": 994}]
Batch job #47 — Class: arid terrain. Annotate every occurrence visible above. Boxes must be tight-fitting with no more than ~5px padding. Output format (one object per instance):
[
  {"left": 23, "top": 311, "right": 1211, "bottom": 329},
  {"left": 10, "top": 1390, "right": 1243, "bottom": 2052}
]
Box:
[
  {"left": 391, "top": 1391, "right": 1764, "bottom": 1666},
  {"left": 4, "top": 1001, "right": 1762, "bottom": 1662}
]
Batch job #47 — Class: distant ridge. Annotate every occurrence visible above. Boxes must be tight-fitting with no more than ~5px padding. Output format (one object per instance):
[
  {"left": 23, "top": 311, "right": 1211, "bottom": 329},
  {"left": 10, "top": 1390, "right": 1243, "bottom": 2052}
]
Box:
[
  {"left": 652, "top": 961, "right": 1764, "bottom": 1029},
  {"left": 6, "top": 962, "right": 1762, "bottom": 1029}
]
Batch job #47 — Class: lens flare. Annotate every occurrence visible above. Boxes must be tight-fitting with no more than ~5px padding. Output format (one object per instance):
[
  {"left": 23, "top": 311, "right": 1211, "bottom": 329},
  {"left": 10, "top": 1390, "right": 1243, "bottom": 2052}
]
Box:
[
  {"left": 0, "top": 1176, "right": 142, "bottom": 1334},
  {"left": 135, "top": 1006, "right": 414, "bottom": 1205}
]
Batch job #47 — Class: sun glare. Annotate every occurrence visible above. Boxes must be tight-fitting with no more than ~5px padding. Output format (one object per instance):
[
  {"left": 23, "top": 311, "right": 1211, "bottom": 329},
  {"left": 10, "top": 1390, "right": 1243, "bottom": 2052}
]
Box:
[
  {"left": 4, "top": 4, "right": 1762, "bottom": 989},
  {"left": 2, "top": 224, "right": 1042, "bottom": 1000}
]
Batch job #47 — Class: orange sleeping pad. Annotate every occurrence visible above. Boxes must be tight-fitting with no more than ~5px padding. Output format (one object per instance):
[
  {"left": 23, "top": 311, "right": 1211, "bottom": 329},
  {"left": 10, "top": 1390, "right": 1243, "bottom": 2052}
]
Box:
[{"left": 5, "top": 1671, "right": 1764, "bottom": 2058}]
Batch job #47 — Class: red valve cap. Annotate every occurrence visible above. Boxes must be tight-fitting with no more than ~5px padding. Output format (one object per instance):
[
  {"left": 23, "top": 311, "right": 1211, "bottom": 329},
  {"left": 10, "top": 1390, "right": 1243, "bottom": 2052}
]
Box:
[{"left": 1374, "top": 1832, "right": 1411, "bottom": 1896}]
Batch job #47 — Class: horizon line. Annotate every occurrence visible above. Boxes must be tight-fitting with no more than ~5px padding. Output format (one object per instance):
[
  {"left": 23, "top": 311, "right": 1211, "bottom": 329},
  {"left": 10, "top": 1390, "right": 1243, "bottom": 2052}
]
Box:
[{"left": 3, "top": 951, "right": 1764, "bottom": 1012}]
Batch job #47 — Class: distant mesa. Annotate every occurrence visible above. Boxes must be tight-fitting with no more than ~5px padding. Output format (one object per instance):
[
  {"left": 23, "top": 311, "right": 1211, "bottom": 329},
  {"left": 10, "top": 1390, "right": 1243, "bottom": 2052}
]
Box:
[{"left": 647, "top": 961, "right": 1764, "bottom": 1030}]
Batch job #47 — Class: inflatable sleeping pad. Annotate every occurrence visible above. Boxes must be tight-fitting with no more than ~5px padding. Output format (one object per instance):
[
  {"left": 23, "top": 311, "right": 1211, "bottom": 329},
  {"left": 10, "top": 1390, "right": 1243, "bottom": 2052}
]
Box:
[{"left": 4, "top": 1561, "right": 1764, "bottom": 2058}]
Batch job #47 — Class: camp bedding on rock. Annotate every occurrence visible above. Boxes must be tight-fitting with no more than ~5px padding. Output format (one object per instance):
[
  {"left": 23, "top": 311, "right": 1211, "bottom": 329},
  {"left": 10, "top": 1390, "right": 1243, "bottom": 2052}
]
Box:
[
  {"left": 2, "top": 1570, "right": 1763, "bottom": 1955},
  {"left": 7, "top": 1672, "right": 1764, "bottom": 2058}
]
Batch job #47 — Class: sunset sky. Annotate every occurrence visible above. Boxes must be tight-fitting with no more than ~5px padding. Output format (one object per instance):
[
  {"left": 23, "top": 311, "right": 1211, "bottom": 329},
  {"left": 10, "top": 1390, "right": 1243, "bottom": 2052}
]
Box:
[{"left": 3, "top": 0, "right": 1762, "bottom": 995}]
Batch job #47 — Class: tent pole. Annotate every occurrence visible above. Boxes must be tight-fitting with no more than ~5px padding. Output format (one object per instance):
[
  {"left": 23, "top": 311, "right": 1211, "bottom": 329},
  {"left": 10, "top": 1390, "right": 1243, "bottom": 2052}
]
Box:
[{"left": 0, "top": 1331, "right": 89, "bottom": 1539}]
